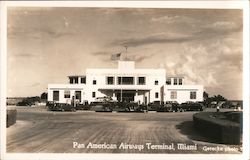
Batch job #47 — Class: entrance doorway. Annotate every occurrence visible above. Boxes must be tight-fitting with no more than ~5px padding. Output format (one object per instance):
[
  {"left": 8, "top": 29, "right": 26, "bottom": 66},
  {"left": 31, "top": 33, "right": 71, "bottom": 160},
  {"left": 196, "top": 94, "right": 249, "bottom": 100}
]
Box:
[
  {"left": 75, "top": 91, "right": 81, "bottom": 102},
  {"left": 144, "top": 96, "right": 147, "bottom": 104},
  {"left": 116, "top": 92, "right": 135, "bottom": 102}
]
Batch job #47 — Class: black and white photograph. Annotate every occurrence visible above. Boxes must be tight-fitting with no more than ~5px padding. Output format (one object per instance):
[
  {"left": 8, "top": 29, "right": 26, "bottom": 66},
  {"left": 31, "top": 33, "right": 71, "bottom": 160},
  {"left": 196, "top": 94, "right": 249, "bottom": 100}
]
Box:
[{"left": 1, "top": 1, "right": 249, "bottom": 160}]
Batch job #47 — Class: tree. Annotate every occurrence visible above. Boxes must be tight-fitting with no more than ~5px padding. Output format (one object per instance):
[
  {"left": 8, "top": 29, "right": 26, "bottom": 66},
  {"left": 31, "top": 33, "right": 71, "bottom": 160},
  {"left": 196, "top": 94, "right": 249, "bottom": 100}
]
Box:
[
  {"left": 203, "top": 92, "right": 227, "bottom": 108},
  {"left": 203, "top": 91, "right": 209, "bottom": 101},
  {"left": 41, "top": 92, "right": 47, "bottom": 100},
  {"left": 203, "top": 91, "right": 210, "bottom": 107},
  {"left": 212, "top": 94, "right": 227, "bottom": 103}
]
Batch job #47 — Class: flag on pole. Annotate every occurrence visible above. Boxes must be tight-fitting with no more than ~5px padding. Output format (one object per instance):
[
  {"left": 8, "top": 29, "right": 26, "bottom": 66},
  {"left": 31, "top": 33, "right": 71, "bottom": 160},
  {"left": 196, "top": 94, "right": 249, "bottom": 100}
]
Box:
[{"left": 111, "top": 52, "right": 121, "bottom": 61}]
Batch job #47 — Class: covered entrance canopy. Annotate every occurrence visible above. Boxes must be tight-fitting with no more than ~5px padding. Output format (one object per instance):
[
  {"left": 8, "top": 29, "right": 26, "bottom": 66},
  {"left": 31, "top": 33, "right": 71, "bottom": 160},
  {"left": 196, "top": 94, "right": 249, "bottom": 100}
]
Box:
[
  {"left": 98, "top": 89, "right": 151, "bottom": 104},
  {"left": 116, "top": 91, "right": 135, "bottom": 102}
]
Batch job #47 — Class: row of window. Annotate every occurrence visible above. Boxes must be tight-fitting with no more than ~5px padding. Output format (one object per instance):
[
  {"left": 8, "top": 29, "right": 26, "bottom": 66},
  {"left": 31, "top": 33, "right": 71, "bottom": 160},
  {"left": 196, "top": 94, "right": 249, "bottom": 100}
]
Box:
[
  {"left": 53, "top": 90, "right": 196, "bottom": 100},
  {"left": 170, "top": 91, "right": 196, "bottom": 99},
  {"left": 106, "top": 77, "right": 145, "bottom": 85},
  {"left": 93, "top": 77, "right": 182, "bottom": 85},
  {"left": 69, "top": 77, "right": 86, "bottom": 84},
  {"left": 166, "top": 78, "right": 182, "bottom": 85},
  {"left": 155, "top": 91, "right": 196, "bottom": 99},
  {"left": 97, "top": 77, "right": 157, "bottom": 85},
  {"left": 52, "top": 90, "right": 82, "bottom": 101},
  {"left": 91, "top": 91, "right": 196, "bottom": 99},
  {"left": 69, "top": 76, "right": 182, "bottom": 85}
]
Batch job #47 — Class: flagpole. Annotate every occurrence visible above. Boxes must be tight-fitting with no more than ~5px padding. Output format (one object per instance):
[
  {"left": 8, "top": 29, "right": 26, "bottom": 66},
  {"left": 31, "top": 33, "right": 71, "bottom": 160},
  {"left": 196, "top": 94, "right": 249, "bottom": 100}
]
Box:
[
  {"left": 124, "top": 45, "right": 128, "bottom": 60},
  {"left": 121, "top": 77, "right": 122, "bottom": 102}
]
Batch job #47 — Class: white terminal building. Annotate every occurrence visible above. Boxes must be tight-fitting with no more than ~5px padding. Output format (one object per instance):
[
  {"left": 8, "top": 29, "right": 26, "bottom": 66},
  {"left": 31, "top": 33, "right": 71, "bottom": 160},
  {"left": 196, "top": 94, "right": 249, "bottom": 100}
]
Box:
[{"left": 48, "top": 61, "right": 203, "bottom": 104}]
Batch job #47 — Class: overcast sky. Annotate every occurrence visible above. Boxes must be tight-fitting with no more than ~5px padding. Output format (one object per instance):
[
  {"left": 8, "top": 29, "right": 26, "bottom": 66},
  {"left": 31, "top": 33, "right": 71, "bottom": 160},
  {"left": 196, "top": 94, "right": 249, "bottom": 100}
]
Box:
[{"left": 7, "top": 7, "right": 242, "bottom": 100}]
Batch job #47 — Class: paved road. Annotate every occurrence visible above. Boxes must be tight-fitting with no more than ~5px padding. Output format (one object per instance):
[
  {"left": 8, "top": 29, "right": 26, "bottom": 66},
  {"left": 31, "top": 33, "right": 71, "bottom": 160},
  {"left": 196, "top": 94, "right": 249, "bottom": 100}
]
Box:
[{"left": 7, "top": 106, "right": 241, "bottom": 153}]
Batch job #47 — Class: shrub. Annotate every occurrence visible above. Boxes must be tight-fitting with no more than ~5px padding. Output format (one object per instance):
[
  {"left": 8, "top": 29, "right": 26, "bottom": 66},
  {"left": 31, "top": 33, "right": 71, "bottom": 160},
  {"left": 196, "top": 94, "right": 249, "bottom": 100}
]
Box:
[
  {"left": 193, "top": 112, "right": 242, "bottom": 144},
  {"left": 7, "top": 109, "right": 17, "bottom": 127},
  {"left": 16, "top": 96, "right": 40, "bottom": 106}
]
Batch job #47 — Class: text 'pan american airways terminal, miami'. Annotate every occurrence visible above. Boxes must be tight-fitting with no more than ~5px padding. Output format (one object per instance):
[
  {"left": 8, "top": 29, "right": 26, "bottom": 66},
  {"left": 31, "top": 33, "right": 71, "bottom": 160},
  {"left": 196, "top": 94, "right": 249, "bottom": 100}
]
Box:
[{"left": 48, "top": 60, "right": 203, "bottom": 104}]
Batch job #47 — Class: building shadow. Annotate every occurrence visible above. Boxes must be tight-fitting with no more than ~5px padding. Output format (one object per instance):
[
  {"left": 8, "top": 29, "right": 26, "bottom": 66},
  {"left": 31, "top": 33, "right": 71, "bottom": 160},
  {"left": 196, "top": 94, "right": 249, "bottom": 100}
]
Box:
[{"left": 175, "top": 121, "right": 221, "bottom": 144}]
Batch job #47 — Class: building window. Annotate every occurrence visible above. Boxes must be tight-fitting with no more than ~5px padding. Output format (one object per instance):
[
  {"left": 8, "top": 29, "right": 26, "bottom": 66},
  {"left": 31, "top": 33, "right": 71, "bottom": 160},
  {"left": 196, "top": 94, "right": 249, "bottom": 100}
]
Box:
[
  {"left": 69, "top": 78, "right": 73, "bottom": 84},
  {"left": 81, "top": 77, "right": 86, "bottom": 84},
  {"left": 92, "top": 92, "right": 96, "bottom": 98},
  {"left": 190, "top": 92, "right": 196, "bottom": 99},
  {"left": 179, "top": 78, "right": 183, "bottom": 85},
  {"left": 93, "top": 80, "right": 97, "bottom": 85},
  {"left": 75, "top": 77, "right": 79, "bottom": 84},
  {"left": 138, "top": 77, "right": 146, "bottom": 85},
  {"left": 166, "top": 78, "right": 171, "bottom": 85},
  {"left": 155, "top": 80, "right": 158, "bottom": 85},
  {"left": 174, "top": 78, "right": 178, "bottom": 85},
  {"left": 75, "top": 91, "right": 81, "bottom": 100},
  {"left": 69, "top": 77, "right": 79, "bottom": 84},
  {"left": 64, "top": 90, "right": 70, "bottom": 98},
  {"left": 170, "top": 91, "right": 177, "bottom": 99},
  {"left": 53, "top": 90, "right": 59, "bottom": 101},
  {"left": 118, "top": 77, "right": 134, "bottom": 85},
  {"left": 155, "top": 92, "right": 159, "bottom": 98},
  {"left": 107, "top": 77, "right": 114, "bottom": 85}
]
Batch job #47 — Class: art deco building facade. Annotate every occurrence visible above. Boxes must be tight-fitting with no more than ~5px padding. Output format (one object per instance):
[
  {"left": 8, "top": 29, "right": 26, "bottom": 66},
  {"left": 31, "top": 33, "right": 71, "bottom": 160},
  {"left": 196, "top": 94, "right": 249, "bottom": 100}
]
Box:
[{"left": 48, "top": 61, "right": 203, "bottom": 104}]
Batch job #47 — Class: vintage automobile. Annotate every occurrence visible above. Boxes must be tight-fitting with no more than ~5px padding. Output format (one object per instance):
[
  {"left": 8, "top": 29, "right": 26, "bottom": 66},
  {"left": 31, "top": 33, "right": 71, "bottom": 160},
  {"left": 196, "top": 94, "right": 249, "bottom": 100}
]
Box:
[
  {"left": 90, "top": 101, "right": 115, "bottom": 112},
  {"left": 164, "top": 101, "right": 179, "bottom": 112},
  {"left": 115, "top": 102, "right": 140, "bottom": 112},
  {"left": 154, "top": 101, "right": 179, "bottom": 112},
  {"left": 47, "top": 101, "right": 76, "bottom": 112},
  {"left": 75, "top": 100, "right": 90, "bottom": 110},
  {"left": 147, "top": 101, "right": 161, "bottom": 111},
  {"left": 179, "top": 102, "right": 204, "bottom": 112}
]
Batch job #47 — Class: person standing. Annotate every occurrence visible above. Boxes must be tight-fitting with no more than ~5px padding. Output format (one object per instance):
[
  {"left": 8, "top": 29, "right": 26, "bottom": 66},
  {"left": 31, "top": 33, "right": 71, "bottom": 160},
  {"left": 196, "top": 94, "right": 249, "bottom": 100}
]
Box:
[
  {"left": 216, "top": 105, "right": 220, "bottom": 112},
  {"left": 71, "top": 96, "right": 76, "bottom": 107}
]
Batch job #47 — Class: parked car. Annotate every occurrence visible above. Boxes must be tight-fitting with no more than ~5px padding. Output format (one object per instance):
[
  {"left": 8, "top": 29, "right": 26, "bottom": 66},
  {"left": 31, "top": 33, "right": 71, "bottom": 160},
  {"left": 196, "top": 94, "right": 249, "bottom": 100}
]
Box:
[
  {"left": 123, "top": 102, "right": 138, "bottom": 111},
  {"left": 47, "top": 101, "right": 76, "bottom": 112},
  {"left": 90, "top": 101, "right": 115, "bottom": 112},
  {"left": 135, "top": 104, "right": 147, "bottom": 112},
  {"left": 76, "top": 104, "right": 91, "bottom": 110},
  {"left": 179, "top": 102, "right": 204, "bottom": 111},
  {"left": 164, "top": 101, "right": 179, "bottom": 112},
  {"left": 147, "top": 101, "right": 162, "bottom": 111},
  {"left": 16, "top": 99, "right": 35, "bottom": 106},
  {"left": 75, "top": 100, "right": 90, "bottom": 110},
  {"left": 111, "top": 102, "right": 133, "bottom": 112}
]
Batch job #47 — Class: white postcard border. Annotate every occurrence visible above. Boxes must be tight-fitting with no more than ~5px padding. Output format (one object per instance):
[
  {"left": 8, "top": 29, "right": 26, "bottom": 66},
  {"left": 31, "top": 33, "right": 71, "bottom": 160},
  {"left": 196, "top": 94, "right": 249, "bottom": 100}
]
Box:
[{"left": 0, "top": 1, "right": 249, "bottom": 160}]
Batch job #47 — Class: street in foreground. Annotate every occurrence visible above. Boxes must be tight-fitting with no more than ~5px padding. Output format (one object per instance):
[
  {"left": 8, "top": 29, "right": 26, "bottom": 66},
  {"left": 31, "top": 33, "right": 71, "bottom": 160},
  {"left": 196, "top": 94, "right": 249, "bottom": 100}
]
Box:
[{"left": 7, "top": 106, "right": 241, "bottom": 153}]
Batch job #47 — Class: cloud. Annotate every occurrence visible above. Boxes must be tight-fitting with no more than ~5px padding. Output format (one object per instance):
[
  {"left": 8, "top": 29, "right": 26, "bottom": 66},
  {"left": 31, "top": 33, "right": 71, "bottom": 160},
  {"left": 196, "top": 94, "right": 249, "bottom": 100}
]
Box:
[
  {"left": 210, "top": 21, "right": 237, "bottom": 29},
  {"left": 126, "top": 54, "right": 153, "bottom": 62},
  {"left": 134, "top": 54, "right": 153, "bottom": 62},
  {"left": 216, "top": 53, "right": 243, "bottom": 71},
  {"left": 92, "top": 49, "right": 153, "bottom": 63},
  {"left": 8, "top": 26, "right": 75, "bottom": 40},
  {"left": 30, "top": 83, "right": 40, "bottom": 87},
  {"left": 150, "top": 15, "right": 197, "bottom": 25},
  {"left": 111, "top": 32, "right": 195, "bottom": 47},
  {"left": 160, "top": 41, "right": 242, "bottom": 100},
  {"left": 192, "top": 21, "right": 242, "bottom": 42},
  {"left": 110, "top": 19, "right": 241, "bottom": 48},
  {"left": 91, "top": 51, "right": 110, "bottom": 56}
]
